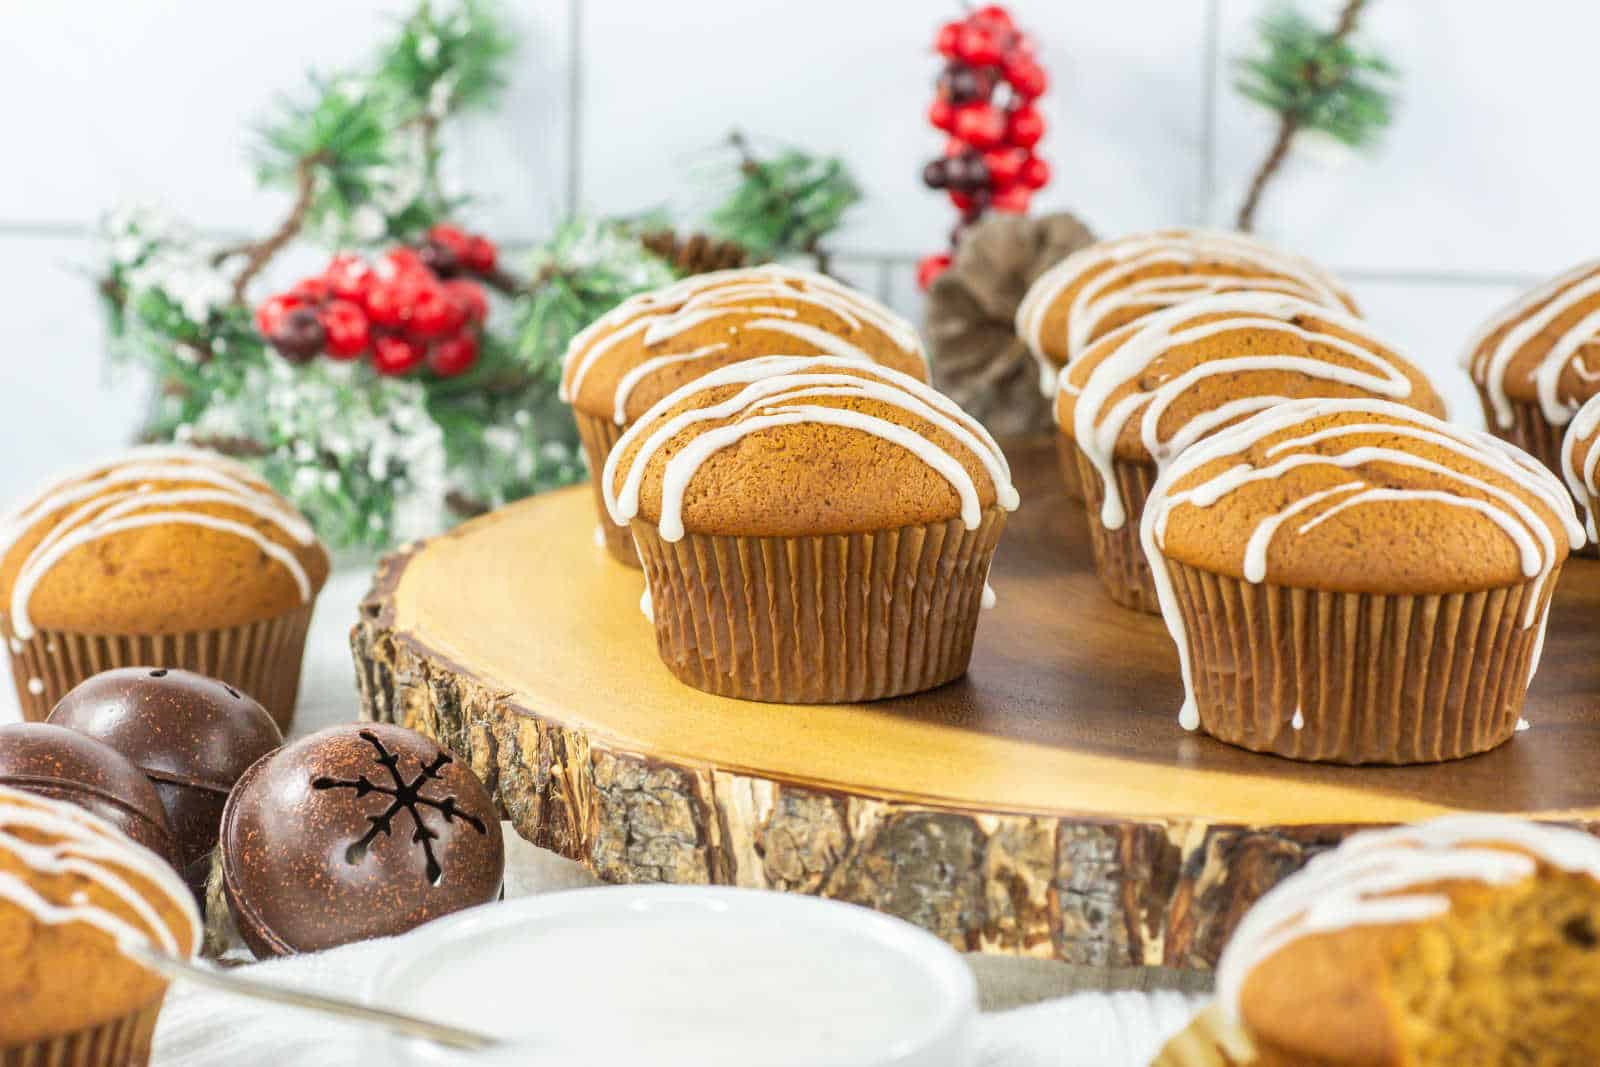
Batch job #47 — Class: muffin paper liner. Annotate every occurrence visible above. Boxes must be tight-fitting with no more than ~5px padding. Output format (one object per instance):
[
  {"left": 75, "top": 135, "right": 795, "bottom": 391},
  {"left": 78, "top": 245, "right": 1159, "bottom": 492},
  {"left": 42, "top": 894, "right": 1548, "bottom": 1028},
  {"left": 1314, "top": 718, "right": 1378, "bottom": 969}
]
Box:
[
  {"left": 4, "top": 602, "right": 314, "bottom": 734},
  {"left": 630, "top": 509, "right": 1007, "bottom": 703},
  {"left": 1162, "top": 559, "right": 1555, "bottom": 764},
  {"left": 575, "top": 411, "right": 642, "bottom": 567},
  {"left": 1476, "top": 388, "right": 1598, "bottom": 558},
  {"left": 1067, "top": 441, "right": 1162, "bottom": 614},
  {"left": 3, "top": 999, "right": 162, "bottom": 1067}
]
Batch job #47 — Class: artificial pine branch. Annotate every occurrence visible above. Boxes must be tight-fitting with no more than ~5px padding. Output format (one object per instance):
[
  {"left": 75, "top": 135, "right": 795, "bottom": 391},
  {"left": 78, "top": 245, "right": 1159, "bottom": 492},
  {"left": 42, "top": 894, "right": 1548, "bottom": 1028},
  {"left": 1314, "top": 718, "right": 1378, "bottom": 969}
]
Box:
[
  {"left": 1233, "top": 0, "right": 1396, "bottom": 231},
  {"left": 707, "top": 130, "right": 861, "bottom": 272},
  {"left": 227, "top": 154, "right": 322, "bottom": 301}
]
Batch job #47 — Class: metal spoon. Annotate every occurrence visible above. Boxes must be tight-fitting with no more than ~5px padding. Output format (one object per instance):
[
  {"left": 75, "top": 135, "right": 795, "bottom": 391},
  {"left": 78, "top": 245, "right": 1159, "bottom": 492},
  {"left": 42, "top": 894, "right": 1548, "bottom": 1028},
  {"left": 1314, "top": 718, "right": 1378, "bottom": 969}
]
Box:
[{"left": 127, "top": 945, "right": 501, "bottom": 1052}]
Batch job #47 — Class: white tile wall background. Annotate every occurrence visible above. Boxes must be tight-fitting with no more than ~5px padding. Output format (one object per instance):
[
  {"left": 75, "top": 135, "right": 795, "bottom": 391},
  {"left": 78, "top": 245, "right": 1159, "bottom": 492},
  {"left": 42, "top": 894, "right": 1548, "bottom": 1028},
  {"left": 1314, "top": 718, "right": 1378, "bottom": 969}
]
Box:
[{"left": 0, "top": 0, "right": 1591, "bottom": 506}]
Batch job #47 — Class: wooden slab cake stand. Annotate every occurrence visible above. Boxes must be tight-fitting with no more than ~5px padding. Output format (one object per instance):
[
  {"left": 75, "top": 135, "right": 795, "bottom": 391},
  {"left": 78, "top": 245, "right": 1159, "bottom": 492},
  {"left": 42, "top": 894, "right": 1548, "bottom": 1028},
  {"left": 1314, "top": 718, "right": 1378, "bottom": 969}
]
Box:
[{"left": 351, "top": 440, "right": 1600, "bottom": 968}]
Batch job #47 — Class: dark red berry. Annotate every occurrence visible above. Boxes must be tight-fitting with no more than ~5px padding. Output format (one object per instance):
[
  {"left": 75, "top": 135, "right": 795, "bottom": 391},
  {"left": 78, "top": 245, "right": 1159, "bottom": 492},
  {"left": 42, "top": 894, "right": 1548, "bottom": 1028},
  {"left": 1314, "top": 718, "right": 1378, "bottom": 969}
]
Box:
[
  {"left": 372, "top": 335, "right": 425, "bottom": 376},
  {"left": 941, "top": 64, "right": 987, "bottom": 104},
  {"left": 319, "top": 299, "right": 370, "bottom": 359},
  {"left": 444, "top": 279, "right": 489, "bottom": 325},
  {"left": 952, "top": 104, "right": 1006, "bottom": 149},
  {"left": 427, "top": 333, "right": 480, "bottom": 378},
  {"left": 916, "top": 253, "right": 952, "bottom": 291},
  {"left": 420, "top": 240, "right": 460, "bottom": 277},
  {"left": 255, "top": 293, "right": 300, "bottom": 337},
  {"left": 1019, "top": 154, "right": 1051, "bottom": 190},
  {"left": 922, "top": 159, "right": 950, "bottom": 190},
  {"left": 461, "top": 236, "right": 497, "bottom": 273},
  {"left": 947, "top": 152, "right": 991, "bottom": 193},
  {"left": 1005, "top": 106, "right": 1045, "bottom": 149},
  {"left": 270, "top": 306, "right": 325, "bottom": 364}
]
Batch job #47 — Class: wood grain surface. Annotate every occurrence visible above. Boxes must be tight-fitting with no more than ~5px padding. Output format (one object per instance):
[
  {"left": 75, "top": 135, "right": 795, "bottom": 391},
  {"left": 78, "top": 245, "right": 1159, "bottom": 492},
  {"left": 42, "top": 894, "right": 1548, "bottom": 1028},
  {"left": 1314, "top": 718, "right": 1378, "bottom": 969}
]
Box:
[{"left": 351, "top": 438, "right": 1600, "bottom": 966}]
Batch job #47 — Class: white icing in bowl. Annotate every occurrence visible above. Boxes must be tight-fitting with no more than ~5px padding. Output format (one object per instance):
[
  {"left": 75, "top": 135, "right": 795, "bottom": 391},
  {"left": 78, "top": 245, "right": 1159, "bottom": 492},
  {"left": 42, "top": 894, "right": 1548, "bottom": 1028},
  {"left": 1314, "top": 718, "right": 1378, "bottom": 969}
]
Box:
[{"left": 367, "top": 886, "right": 976, "bottom": 1067}]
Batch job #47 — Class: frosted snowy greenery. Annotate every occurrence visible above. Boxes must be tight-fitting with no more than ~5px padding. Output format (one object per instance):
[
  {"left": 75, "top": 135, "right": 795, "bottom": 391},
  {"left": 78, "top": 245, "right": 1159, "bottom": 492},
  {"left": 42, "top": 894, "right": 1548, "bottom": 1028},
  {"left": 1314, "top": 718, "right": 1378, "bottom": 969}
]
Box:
[{"left": 96, "top": 1, "right": 861, "bottom": 554}]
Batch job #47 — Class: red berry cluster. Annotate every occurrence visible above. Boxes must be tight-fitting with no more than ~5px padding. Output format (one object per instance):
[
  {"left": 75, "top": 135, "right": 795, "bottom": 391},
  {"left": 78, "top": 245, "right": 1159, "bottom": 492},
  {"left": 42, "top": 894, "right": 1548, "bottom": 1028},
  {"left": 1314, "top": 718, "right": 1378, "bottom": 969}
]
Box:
[
  {"left": 918, "top": 4, "right": 1051, "bottom": 290},
  {"left": 254, "top": 224, "right": 497, "bottom": 378}
]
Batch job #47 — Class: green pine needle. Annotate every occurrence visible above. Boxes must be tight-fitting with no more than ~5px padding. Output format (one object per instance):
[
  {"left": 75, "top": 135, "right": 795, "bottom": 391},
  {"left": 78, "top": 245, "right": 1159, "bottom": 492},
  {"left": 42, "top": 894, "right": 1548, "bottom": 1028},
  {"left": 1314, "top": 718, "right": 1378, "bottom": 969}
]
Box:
[
  {"left": 707, "top": 138, "right": 861, "bottom": 260},
  {"left": 1234, "top": 4, "right": 1397, "bottom": 148},
  {"left": 375, "top": 0, "right": 515, "bottom": 121}
]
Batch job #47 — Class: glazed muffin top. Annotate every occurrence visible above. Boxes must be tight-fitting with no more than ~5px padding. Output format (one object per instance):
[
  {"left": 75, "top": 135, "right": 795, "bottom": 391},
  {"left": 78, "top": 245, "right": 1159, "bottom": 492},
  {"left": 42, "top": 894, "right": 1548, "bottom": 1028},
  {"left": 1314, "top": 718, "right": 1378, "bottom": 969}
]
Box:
[
  {"left": 1056, "top": 292, "right": 1446, "bottom": 531},
  {"left": 1144, "top": 398, "right": 1581, "bottom": 597},
  {"left": 1015, "top": 227, "right": 1357, "bottom": 382},
  {"left": 0, "top": 784, "right": 199, "bottom": 1042},
  {"left": 1562, "top": 392, "right": 1600, "bottom": 539},
  {"left": 560, "top": 265, "right": 928, "bottom": 424},
  {"left": 1463, "top": 260, "right": 1600, "bottom": 432},
  {"left": 0, "top": 446, "right": 329, "bottom": 638},
  {"left": 604, "top": 356, "right": 1018, "bottom": 539},
  {"left": 1217, "top": 816, "right": 1600, "bottom": 1064}
]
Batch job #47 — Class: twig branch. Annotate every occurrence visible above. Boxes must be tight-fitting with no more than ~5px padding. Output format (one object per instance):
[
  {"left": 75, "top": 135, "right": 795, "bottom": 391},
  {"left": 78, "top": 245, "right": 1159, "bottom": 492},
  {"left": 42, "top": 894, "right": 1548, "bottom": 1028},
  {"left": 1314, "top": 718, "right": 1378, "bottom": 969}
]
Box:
[
  {"left": 1234, "top": 0, "right": 1366, "bottom": 232},
  {"left": 228, "top": 155, "right": 323, "bottom": 302}
]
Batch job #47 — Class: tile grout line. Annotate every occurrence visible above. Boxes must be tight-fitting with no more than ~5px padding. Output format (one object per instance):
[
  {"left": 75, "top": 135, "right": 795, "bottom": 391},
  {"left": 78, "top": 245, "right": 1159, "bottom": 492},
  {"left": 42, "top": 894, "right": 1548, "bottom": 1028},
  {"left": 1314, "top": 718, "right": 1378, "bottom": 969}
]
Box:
[
  {"left": 1199, "top": 0, "right": 1221, "bottom": 225},
  {"left": 565, "top": 0, "right": 584, "bottom": 217}
]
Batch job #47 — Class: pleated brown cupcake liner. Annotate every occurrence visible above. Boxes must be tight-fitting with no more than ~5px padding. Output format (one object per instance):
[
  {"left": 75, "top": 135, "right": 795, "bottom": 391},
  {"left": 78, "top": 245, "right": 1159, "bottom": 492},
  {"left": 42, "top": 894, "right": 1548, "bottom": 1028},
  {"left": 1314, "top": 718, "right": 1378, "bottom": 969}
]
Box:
[
  {"left": 631, "top": 509, "right": 1008, "bottom": 703},
  {"left": 1066, "top": 440, "right": 1162, "bottom": 614},
  {"left": 1476, "top": 387, "right": 1599, "bottom": 558},
  {"left": 3, "top": 999, "right": 162, "bottom": 1067},
  {"left": 574, "top": 410, "right": 642, "bottom": 567},
  {"left": 1163, "top": 559, "right": 1556, "bottom": 765},
  {"left": 1052, "top": 431, "right": 1085, "bottom": 503},
  {"left": 4, "top": 603, "right": 314, "bottom": 734}
]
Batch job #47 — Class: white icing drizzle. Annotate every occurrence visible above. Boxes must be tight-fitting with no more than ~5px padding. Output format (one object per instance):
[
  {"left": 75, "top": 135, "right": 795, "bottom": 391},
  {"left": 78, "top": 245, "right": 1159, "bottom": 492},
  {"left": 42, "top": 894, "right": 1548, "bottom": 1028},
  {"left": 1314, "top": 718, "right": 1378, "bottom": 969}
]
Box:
[
  {"left": 604, "top": 356, "right": 1017, "bottom": 542},
  {"left": 1560, "top": 391, "right": 1600, "bottom": 542},
  {"left": 1065, "top": 292, "right": 1425, "bottom": 530},
  {"left": 26, "top": 678, "right": 42, "bottom": 695},
  {"left": 1290, "top": 708, "right": 1304, "bottom": 731},
  {"left": 1016, "top": 229, "right": 1351, "bottom": 393},
  {"left": 560, "top": 265, "right": 927, "bottom": 420},
  {"left": 1517, "top": 718, "right": 1532, "bottom": 732},
  {"left": 1216, "top": 815, "right": 1600, "bottom": 1023},
  {"left": 1140, "top": 398, "right": 1584, "bottom": 732},
  {"left": 1463, "top": 260, "right": 1600, "bottom": 430},
  {"left": 613, "top": 343, "right": 729, "bottom": 424},
  {"left": 2, "top": 450, "right": 319, "bottom": 641},
  {"left": 0, "top": 784, "right": 198, "bottom": 960}
]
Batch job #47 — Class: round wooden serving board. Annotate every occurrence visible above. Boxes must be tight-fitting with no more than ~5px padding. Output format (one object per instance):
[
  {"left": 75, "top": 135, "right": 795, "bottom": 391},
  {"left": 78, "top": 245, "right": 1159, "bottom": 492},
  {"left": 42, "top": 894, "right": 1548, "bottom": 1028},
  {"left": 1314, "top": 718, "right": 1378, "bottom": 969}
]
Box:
[{"left": 351, "top": 439, "right": 1600, "bottom": 967}]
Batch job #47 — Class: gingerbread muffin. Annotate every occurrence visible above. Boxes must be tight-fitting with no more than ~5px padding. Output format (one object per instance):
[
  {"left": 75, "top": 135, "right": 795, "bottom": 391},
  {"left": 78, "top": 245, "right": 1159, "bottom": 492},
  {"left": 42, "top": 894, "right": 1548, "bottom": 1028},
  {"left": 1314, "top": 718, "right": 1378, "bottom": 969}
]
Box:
[
  {"left": 1217, "top": 816, "right": 1600, "bottom": 1066},
  {"left": 1141, "top": 397, "right": 1581, "bottom": 764},
  {"left": 0, "top": 784, "right": 200, "bottom": 1066},
  {"left": 1059, "top": 292, "right": 1445, "bottom": 612},
  {"left": 1016, "top": 227, "right": 1357, "bottom": 396},
  {"left": 0, "top": 446, "right": 329, "bottom": 730},
  {"left": 1562, "top": 391, "right": 1600, "bottom": 544},
  {"left": 1464, "top": 260, "right": 1600, "bottom": 503},
  {"left": 605, "top": 355, "right": 1017, "bottom": 703},
  {"left": 561, "top": 264, "right": 928, "bottom": 565}
]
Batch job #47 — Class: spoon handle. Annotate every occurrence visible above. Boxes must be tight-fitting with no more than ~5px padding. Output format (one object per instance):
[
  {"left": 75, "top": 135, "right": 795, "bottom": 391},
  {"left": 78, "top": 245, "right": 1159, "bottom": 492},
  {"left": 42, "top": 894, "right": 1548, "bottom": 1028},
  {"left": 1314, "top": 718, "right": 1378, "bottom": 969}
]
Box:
[{"left": 127, "top": 945, "right": 500, "bottom": 1052}]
